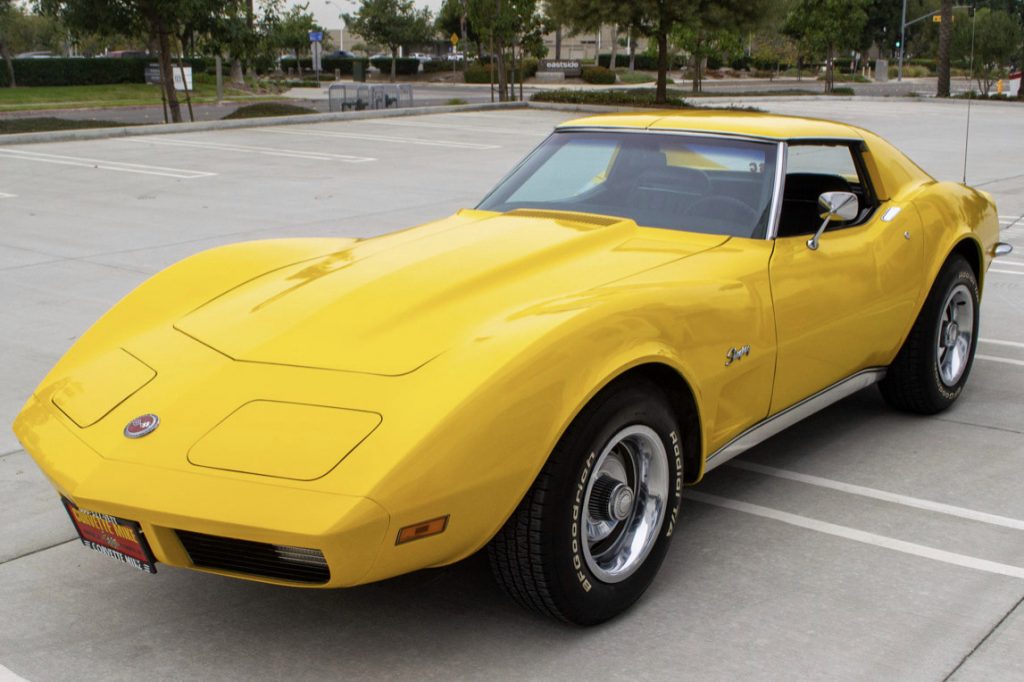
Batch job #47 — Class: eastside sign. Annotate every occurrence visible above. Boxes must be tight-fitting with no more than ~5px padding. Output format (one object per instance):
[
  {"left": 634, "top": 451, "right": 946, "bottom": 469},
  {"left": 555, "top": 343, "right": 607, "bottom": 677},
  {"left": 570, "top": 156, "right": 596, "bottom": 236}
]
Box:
[{"left": 539, "top": 59, "right": 582, "bottom": 77}]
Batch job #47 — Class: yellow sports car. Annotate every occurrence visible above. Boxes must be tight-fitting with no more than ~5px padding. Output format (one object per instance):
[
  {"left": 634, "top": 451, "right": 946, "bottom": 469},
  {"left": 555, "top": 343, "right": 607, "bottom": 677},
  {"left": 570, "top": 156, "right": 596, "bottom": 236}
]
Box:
[{"left": 13, "top": 111, "right": 1011, "bottom": 625}]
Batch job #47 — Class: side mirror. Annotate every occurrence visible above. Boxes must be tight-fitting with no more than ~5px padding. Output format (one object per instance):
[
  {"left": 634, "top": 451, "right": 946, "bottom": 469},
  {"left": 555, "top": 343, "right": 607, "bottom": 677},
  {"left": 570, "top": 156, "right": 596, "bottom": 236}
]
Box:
[{"left": 807, "top": 191, "right": 859, "bottom": 250}]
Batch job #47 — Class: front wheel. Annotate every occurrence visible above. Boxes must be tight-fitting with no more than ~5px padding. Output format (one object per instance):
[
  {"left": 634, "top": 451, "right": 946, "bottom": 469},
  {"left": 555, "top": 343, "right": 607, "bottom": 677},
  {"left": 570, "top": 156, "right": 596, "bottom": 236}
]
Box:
[
  {"left": 880, "top": 254, "right": 980, "bottom": 414},
  {"left": 488, "top": 379, "right": 684, "bottom": 625}
]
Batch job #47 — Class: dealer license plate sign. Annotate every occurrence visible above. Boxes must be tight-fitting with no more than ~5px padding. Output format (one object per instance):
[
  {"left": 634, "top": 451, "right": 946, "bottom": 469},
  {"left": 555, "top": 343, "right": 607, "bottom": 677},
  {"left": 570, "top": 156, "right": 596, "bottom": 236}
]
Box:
[{"left": 62, "top": 498, "right": 157, "bottom": 573}]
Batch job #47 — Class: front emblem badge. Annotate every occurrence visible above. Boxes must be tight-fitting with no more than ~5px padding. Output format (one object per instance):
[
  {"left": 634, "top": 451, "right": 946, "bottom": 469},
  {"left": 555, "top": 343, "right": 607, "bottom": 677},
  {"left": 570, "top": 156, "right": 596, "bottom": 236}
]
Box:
[{"left": 124, "top": 414, "right": 160, "bottom": 439}]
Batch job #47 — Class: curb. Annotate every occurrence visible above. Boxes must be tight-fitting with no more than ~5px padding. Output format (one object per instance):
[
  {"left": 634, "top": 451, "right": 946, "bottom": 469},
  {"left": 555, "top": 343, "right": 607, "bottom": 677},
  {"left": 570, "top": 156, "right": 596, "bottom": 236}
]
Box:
[{"left": 0, "top": 100, "right": 527, "bottom": 146}]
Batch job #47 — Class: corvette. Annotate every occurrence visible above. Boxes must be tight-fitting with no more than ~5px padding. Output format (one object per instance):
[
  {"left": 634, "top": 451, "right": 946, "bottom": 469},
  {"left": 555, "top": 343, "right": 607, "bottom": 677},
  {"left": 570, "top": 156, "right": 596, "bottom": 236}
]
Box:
[{"left": 14, "top": 111, "right": 1012, "bottom": 625}]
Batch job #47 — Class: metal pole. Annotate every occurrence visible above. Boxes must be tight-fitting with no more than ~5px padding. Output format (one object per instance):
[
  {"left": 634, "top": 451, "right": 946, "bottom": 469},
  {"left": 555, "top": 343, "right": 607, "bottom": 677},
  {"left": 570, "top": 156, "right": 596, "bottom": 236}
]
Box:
[{"left": 898, "top": 0, "right": 907, "bottom": 81}]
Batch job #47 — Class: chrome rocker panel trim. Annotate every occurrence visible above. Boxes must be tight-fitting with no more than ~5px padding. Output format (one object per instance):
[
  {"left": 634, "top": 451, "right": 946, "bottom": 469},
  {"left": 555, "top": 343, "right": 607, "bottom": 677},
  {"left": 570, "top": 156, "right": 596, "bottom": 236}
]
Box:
[{"left": 704, "top": 368, "right": 887, "bottom": 474}]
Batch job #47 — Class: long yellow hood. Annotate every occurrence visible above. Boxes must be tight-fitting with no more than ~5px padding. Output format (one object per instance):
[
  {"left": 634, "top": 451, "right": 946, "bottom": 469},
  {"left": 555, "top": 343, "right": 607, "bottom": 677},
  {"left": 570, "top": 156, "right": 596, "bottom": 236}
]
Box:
[{"left": 175, "top": 210, "right": 728, "bottom": 375}]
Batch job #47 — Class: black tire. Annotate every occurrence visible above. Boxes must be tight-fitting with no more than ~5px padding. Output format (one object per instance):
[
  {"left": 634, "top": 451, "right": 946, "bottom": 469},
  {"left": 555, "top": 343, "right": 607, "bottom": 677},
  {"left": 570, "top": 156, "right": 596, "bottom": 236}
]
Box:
[
  {"left": 879, "top": 254, "right": 980, "bottom": 414},
  {"left": 488, "top": 378, "right": 684, "bottom": 625}
]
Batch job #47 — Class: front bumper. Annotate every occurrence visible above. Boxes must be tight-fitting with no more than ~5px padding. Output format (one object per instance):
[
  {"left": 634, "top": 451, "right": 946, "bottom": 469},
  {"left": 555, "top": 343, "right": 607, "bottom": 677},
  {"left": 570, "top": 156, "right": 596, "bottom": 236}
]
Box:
[{"left": 13, "top": 394, "right": 390, "bottom": 588}]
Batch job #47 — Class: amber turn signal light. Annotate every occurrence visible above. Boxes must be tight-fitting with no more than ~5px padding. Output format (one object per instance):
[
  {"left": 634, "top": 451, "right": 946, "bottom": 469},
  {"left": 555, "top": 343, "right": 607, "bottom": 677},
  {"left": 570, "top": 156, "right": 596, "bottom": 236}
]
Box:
[{"left": 396, "top": 515, "right": 449, "bottom": 545}]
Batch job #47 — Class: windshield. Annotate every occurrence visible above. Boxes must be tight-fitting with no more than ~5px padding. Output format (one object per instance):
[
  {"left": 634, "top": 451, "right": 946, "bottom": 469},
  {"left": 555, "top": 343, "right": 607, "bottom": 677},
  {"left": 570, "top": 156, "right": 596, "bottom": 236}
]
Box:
[{"left": 478, "top": 130, "right": 779, "bottom": 239}]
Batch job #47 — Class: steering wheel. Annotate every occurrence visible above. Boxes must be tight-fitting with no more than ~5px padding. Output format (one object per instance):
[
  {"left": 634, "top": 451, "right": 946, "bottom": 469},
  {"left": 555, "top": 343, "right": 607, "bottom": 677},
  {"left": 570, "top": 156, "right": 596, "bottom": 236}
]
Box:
[{"left": 687, "top": 196, "right": 759, "bottom": 235}]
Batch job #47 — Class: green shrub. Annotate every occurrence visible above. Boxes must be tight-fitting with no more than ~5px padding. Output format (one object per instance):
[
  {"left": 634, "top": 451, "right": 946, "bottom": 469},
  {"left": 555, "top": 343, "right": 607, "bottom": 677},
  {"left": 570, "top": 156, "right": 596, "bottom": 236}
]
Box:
[
  {"left": 465, "top": 62, "right": 493, "bottom": 83},
  {"left": 462, "top": 58, "right": 535, "bottom": 82},
  {"left": 532, "top": 88, "right": 688, "bottom": 108},
  {"left": 581, "top": 65, "right": 616, "bottom": 84},
  {"left": 831, "top": 86, "right": 855, "bottom": 96},
  {"left": 422, "top": 59, "right": 453, "bottom": 73},
  {"left": 370, "top": 57, "right": 420, "bottom": 75},
  {"left": 597, "top": 53, "right": 686, "bottom": 70},
  {"left": 223, "top": 103, "right": 317, "bottom": 119},
  {"left": 0, "top": 57, "right": 208, "bottom": 87},
  {"left": 279, "top": 57, "right": 369, "bottom": 76}
]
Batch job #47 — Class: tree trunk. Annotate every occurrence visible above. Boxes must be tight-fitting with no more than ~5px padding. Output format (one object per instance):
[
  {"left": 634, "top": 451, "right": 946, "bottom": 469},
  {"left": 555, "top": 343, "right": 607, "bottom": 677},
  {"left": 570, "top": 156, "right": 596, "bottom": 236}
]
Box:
[
  {"left": 937, "top": 0, "right": 953, "bottom": 97},
  {"left": 495, "top": 36, "right": 508, "bottom": 101},
  {"left": 825, "top": 44, "right": 834, "bottom": 93},
  {"left": 155, "top": 22, "right": 182, "bottom": 122},
  {"left": 609, "top": 24, "right": 618, "bottom": 70},
  {"left": 691, "top": 34, "right": 703, "bottom": 93},
  {"left": 230, "top": 58, "right": 245, "bottom": 84},
  {"left": 390, "top": 47, "right": 397, "bottom": 82},
  {"left": 628, "top": 29, "right": 636, "bottom": 71},
  {"left": 0, "top": 35, "right": 15, "bottom": 87},
  {"left": 655, "top": 31, "right": 668, "bottom": 104},
  {"left": 555, "top": 26, "right": 562, "bottom": 60}
]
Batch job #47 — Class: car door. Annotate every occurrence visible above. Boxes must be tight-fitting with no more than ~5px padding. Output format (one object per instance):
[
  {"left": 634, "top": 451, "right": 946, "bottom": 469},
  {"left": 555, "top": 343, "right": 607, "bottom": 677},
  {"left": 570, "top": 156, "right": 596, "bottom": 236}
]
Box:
[{"left": 768, "top": 140, "right": 925, "bottom": 414}]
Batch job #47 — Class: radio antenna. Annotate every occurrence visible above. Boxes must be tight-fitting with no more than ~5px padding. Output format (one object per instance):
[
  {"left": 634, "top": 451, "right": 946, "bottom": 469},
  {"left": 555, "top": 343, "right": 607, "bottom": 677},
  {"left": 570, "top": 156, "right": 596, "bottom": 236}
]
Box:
[{"left": 962, "top": 5, "right": 977, "bottom": 184}]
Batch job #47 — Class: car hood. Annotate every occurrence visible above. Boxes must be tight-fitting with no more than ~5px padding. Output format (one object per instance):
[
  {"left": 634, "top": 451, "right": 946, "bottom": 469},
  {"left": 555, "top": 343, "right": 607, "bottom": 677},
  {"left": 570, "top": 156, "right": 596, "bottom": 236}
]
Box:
[{"left": 175, "top": 210, "right": 728, "bottom": 375}]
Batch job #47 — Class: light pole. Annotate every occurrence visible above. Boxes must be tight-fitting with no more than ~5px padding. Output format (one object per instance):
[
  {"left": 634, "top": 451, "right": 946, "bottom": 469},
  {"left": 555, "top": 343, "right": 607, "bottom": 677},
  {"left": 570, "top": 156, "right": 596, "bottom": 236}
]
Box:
[
  {"left": 898, "top": 0, "right": 907, "bottom": 81},
  {"left": 325, "top": 0, "right": 349, "bottom": 50}
]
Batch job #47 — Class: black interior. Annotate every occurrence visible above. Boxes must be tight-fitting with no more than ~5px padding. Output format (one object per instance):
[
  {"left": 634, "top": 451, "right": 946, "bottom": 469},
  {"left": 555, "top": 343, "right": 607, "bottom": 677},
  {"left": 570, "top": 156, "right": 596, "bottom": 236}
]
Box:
[{"left": 776, "top": 173, "right": 855, "bottom": 238}]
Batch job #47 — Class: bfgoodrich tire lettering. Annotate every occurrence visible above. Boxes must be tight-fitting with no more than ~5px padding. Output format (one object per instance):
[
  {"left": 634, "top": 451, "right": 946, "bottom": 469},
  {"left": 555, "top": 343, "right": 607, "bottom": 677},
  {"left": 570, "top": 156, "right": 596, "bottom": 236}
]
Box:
[
  {"left": 488, "top": 378, "right": 684, "bottom": 625},
  {"left": 880, "top": 253, "right": 980, "bottom": 414}
]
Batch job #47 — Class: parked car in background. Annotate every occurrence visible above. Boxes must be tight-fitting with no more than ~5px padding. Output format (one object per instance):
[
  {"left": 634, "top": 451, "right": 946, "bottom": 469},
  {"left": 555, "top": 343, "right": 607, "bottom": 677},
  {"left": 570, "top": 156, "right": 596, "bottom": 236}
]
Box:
[
  {"left": 103, "top": 50, "right": 149, "bottom": 58},
  {"left": 15, "top": 51, "right": 55, "bottom": 58},
  {"left": 325, "top": 50, "right": 358, "bottom": 59}
]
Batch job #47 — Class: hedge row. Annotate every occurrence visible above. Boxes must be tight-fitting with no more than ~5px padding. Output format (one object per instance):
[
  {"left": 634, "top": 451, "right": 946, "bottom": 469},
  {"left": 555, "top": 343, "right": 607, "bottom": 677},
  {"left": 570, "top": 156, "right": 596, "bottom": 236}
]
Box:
[
  {"left": 597, "top": 53, "right": 687, "bottom": 70},
  {"left": 464, "top": 59, "right": 539, "bottom": 83},
  {"left": 581, "top": 65, "right": 616, "bottom": 84},
  {"left": 0, "top": 57, "right": 207, "bottom": 87},
  {"left": 279, "top": 57, "right": 369, "bottom": 75},
  {"left": 422, "top": 59, "right": 456, "bottom": 73},
  {"left": 532, "top": 88, "right": 688, "bottom": 108},
  {"left": 370, "top": 57, "right": 421, "bottom": 75}
]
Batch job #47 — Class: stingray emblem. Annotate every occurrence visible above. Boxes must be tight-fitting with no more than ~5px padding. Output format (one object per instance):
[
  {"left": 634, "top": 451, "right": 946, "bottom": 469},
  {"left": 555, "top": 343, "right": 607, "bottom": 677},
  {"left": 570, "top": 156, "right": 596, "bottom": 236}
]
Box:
[
  {"left": 724, "top": 345, "right": 751, "bottom": 367},
  {"left": 124, "top": 414, "right": 160, "bottom": 439}
]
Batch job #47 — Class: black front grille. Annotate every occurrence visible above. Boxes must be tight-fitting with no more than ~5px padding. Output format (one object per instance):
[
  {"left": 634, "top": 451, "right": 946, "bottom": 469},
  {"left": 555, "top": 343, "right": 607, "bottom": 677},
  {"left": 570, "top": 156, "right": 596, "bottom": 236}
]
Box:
[{"left": 176, "top": 530, "right": 330, "bottom": 584}]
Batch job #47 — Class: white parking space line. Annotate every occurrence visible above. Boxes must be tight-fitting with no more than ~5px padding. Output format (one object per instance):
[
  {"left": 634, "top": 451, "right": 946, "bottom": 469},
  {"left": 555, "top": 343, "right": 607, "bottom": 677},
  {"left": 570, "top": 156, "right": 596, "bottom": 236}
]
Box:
[
  {"left": 990, "top": 269, "right": 1024, "bottom": 276},
  {"left": 0, "top": 663, "right": 29, "bottom": 682},
  {"left": 728, "top": 461, "right": 1024, "bottom": 530},
  {"left": 0, "top": 192, "right": 15, "bottom": 199},
  {"left": 260, "top": 127, "right": 501, "bottom": 150},
  {"left": 980, "top": 338, "right": 1024, "bottom": 349},
  {"left": 976, "top": 354, "right": 1024, "bottom": 367},
  {"left": 121, "top": 137, "right": 375, "bottom": 163},
  {"left": 0, "top": 149, "right": 214, "bottom": 179},
  {"left": 684, "top": 491, "right": 1024, "bottom": 579},
  {"left": 993, "top": 259, "right": 1024, "bottom": 268}
]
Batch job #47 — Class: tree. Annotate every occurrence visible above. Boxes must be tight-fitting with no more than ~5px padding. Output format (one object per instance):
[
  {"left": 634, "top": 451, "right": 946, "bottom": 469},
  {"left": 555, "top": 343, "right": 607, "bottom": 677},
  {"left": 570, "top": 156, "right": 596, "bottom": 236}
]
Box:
[
  {"left": 785, "top": 0, "right": 868, "bottom": 93},
  {"left": 672, "top": 20, "right": 743, "bottom": 92},
  {"left": 0, "top": 0, "right": 16, "bottom": 87},
  {"left": 548, "top": 0, "right": 767, "bottom": 103},
  {"left": 263, "top": 1, "right": 321, "bottom": 73},
  {"left": 344, "top": 0, "right": 434, "bottom": 81},
  {"left": 953, "top": 7, "right": 1022, "bottom": 95},
  {"left": 437, "top": 0, "right": 479, "bottom": 58},
  {"left": 41, "top": 0, "right": 191, "bottom": 121},
  {"left": 936, "top": 0, "right": 952, "bottom": 96}
]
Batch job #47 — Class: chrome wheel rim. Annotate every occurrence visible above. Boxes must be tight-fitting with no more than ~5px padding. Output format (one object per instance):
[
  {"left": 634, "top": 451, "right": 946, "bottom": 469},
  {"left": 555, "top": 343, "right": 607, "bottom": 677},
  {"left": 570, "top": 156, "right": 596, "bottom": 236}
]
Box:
[
  {"left": 936, "top": 283, "right": 975, "bottom": 387},
  {"left": 582, "top": 425, "right": 669, "bottom": 584}
]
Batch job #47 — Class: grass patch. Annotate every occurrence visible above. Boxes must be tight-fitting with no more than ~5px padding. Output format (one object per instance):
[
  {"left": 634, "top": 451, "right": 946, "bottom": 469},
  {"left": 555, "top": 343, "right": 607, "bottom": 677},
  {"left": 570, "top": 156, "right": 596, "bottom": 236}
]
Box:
[
  {"left": 613, "top": 69, "right": 661, "bottom": 85},
  {"left": 0, "top": 83, "right": 277, "bottom": 112},
  {"left": 532, "top": 88, "right": 689, "bottom": 108},
  {"left": 0, "top": 117, "right": 135, "bottom": 135},
  {"left": 223, "top": 102, "right": 317, "bottom": 119},
  {"left": 446, "top": 98, "right": 468, "bottom": 105}
]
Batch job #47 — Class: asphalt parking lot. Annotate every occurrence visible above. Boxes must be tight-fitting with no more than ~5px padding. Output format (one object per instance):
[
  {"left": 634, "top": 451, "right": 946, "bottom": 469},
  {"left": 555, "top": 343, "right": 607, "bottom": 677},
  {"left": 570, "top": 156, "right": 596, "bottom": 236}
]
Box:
[{"left": 1, "top": 100, "right": 1022, "bottom": 681}]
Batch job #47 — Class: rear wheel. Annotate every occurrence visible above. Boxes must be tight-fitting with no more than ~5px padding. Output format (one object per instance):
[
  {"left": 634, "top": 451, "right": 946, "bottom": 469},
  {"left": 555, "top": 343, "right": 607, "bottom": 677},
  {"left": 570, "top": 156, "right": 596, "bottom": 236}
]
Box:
[
  {"left": 488, "top": 379, "right": 684, "bottom": 625},
  {"left": 880, "top": 254, "right": 979, "bottom": 414}
]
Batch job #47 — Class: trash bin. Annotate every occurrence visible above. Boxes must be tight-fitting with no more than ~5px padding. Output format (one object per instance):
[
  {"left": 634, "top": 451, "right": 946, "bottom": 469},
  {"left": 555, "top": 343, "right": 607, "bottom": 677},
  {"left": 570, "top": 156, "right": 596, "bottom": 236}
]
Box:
[{"left": 353, "top": 60, "right": 367, "bottom": 82}]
